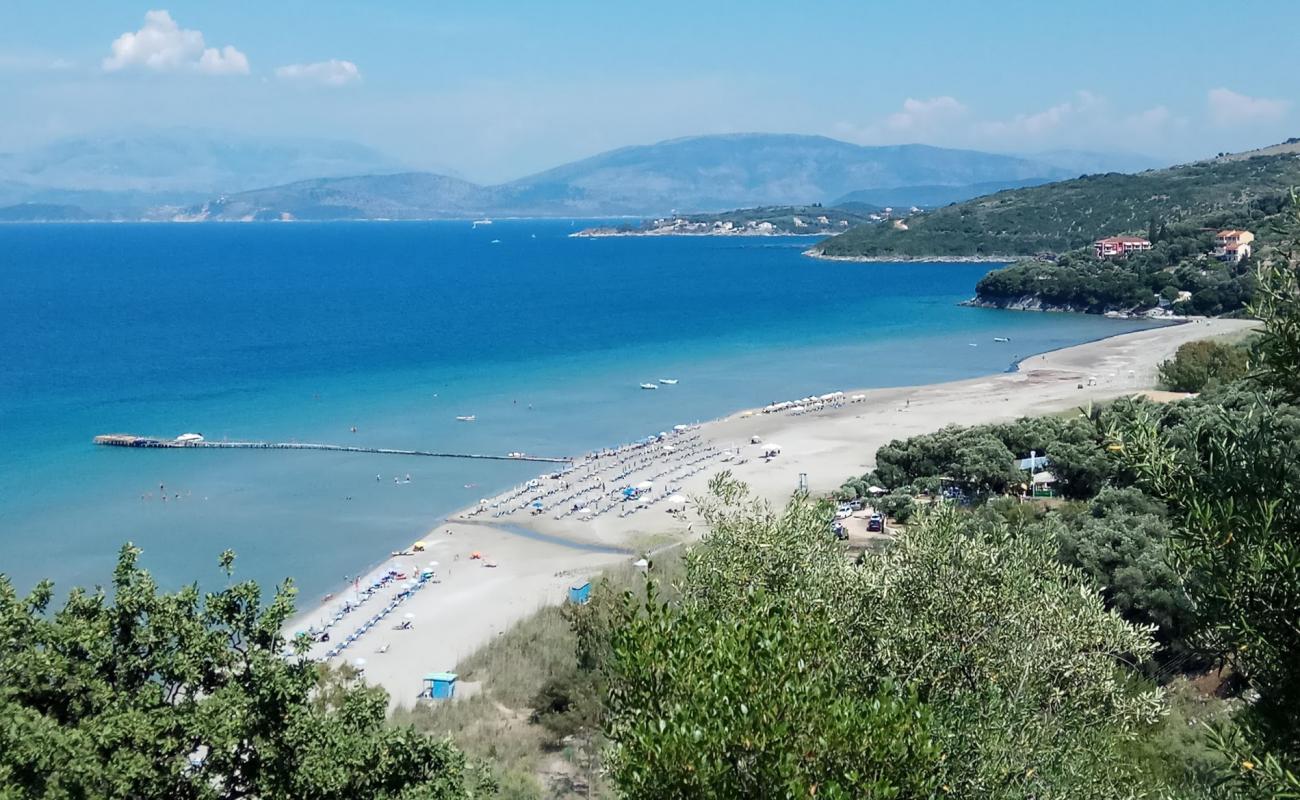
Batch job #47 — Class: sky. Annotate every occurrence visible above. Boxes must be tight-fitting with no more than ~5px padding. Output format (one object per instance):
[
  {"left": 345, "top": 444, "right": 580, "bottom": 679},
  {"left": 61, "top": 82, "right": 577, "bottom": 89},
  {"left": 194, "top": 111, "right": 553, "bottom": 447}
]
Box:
[{"left": 1, "top": 1, "right": 1297, "bottom": 183}]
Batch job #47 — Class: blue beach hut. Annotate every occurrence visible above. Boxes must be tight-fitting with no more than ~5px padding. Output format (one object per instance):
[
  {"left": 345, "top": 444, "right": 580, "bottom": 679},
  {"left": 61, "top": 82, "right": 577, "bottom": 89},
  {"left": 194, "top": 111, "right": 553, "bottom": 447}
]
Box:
[
  {"left": 424, "top": 672, "right": 458, "bottom": 700},
  {"left": 568, "top": 581, "right": 592, "bottom": 605}
]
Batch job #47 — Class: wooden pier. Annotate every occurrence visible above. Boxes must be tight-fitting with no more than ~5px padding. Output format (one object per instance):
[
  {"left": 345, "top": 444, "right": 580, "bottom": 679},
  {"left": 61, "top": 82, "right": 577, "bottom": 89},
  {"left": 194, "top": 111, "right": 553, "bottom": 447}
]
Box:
[{"left": 93, "top": 434, "right": 572, "bottom": 464}]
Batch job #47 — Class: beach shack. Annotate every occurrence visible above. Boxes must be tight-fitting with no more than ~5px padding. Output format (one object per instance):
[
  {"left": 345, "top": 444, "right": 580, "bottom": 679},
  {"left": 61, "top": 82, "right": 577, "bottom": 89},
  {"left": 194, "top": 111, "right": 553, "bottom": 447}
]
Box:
[
  {"left": 423, "top": 672, "right": 458, "bottom": 700},
  {"left": 568, "top": 581, "right": 592, "bottom": 605}
]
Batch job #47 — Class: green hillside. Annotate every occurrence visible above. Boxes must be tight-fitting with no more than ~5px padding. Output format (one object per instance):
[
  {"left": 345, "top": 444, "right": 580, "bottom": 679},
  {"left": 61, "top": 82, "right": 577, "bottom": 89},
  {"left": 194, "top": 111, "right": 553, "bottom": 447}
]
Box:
[{"left": 814, "top": 149, "right": 1300, "bottom": 259}]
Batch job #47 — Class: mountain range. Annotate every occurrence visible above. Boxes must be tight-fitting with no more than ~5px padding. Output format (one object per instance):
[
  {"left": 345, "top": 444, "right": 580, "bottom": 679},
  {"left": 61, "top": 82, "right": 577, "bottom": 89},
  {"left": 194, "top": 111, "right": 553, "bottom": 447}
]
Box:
[{"left": 0, "top": 131, "right": 1154, "bottom": 221}]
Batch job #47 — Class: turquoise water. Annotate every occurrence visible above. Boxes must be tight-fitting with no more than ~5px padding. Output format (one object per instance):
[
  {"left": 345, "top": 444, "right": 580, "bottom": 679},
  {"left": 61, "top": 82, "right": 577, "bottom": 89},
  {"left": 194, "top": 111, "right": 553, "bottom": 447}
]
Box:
[{"left": 0, "top": 221, "right": 1159, "bottom": 598}]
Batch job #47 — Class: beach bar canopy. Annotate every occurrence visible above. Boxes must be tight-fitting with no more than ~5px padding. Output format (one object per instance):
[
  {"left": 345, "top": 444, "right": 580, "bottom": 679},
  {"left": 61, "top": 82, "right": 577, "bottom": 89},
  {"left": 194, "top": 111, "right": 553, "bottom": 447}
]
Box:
[
  {"left": 424, "top": 672, "right": 458, "bottom": 700},
  {"left": 568, "top": 582, "right": 592, "bottom": 605}
]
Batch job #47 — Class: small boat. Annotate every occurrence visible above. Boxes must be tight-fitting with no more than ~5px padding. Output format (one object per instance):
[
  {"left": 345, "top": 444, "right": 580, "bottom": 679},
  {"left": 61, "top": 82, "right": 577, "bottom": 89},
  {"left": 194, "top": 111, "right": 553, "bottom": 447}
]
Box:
[
  {"left": 658, "top": 378, "right": 678, "bottom": 385},
  {"left": 640, "top": 383, "right": 658, "bottom": 390},
  {"left": 994, "top": 336, "right": 1010, "bottom": 342},
  {"left": 490, "top": 239, "right": 501, "bottom": 244},
  {"left": 968, "top": 343, "right": 978, "bottom": 347},
  {"left": 472, "top": 218, "right": 493, "bottom": 227},
  {"left": 455, "top": 415, "right": 476, "bottom": 422}
]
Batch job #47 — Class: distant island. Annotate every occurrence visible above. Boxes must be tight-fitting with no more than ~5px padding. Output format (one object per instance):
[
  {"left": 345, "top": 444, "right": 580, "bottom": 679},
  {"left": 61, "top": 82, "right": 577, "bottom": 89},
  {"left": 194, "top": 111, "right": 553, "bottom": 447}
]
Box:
[{"left": 571, "top": 204, "right": 882, "bottom": 237}]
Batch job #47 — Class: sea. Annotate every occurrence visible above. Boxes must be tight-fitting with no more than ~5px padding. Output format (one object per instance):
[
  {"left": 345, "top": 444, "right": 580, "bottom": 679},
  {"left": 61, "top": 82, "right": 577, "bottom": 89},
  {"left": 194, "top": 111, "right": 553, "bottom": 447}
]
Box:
[{"left": 0, "top": 220, "right": 1162, "bottom": 601}]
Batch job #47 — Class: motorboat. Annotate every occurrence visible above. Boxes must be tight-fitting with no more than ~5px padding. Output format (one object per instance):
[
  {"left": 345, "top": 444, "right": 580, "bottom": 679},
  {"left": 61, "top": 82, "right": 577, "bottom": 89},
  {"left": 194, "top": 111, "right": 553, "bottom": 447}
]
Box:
[
  {"left": 455, "top": 415, "right": 476, "bottom": 422},
  {"left": 639, "top": 383, "right": 658, "bottom": 390},
  {"left": 994, "top": 336, "right": 1011, "bottom": 342},
  {"left": 658, "top": 378, "right": 678, "bottom": 385},
  {"left": 472, "top": 218, "right": 493, "bottom": 227}
]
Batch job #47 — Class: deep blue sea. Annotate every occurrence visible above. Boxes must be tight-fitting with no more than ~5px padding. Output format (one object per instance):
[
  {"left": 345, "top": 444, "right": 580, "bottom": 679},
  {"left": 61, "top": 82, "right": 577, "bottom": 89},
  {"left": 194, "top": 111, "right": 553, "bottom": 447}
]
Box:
[{"left": 0, "top": 221, "right": 1160, "bottom": 599}]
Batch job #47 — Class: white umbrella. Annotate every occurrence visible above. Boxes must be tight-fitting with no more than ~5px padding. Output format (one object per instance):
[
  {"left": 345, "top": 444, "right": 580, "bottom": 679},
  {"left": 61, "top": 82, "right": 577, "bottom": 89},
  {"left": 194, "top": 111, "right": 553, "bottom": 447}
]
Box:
[
  {"left": 867, "top": 486, "right": 886, "bottom": 494},
  {"left": 577, "top": 507, "right": 593, "bottom": 515},
  {"left": 633, "top": 558, "right": 649, "bottom": 569},
  {"left": 404, "top": 612, "right": 415, "bottom": 620},
  {"left": 667, "top": 494, "right": 687, "bottom": 504},
  {"left": 635, "top": 480, "right": 653, "bottom": 490},
  {"left": 353, "top": 658, "right": 367, "bottom": 668},
  {"left": 427, "top": 560, "right": 440, "bottom": 568}
]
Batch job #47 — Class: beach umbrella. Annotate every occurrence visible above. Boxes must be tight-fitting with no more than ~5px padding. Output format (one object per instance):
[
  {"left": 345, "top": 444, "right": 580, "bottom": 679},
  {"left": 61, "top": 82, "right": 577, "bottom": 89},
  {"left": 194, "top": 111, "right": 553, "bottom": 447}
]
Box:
[
  {"left": 353, "top": 658, "right": 366, "bottom": 668},
  {"left": 532, "top": 500, "right": 543, "bottom": 508},
  {"left": 633, "top": 558, "right": 649, "bottom": 569},
  {"left": 412, "top": 541, "right": 427, "bottom": 551},
  {"left": 867, "top": 486, "right": 886, "bottom": 494},
  {"left": 404, "top": 612, "right": 415, "bottom": 620},
  {"left": 668, "top": 494, "right": 687, "bottom": 504},
  {"left": 577, "top": 507, "right": 593, "bottom": 515},
  {"left": 427, "top": 560, "right": 440, "bottom": 568},
  {"left": 636, "top": 480, "right": 653, "bottom": 490}
]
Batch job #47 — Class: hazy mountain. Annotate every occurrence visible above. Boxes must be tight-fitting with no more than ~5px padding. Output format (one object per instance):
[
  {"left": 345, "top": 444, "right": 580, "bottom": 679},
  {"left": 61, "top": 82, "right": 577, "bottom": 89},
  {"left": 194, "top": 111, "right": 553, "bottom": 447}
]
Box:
[
  {"left": 0, "top": 202, "right": 92, "bottom": 222},
  {"left": 494, "top": 134, "right": 1071, "bottom": 215},
  {"left": 185, "top": 134, "right": 1081, "bottom": 221},
  {"left": 0, "top": 130, "right": 407, "bottom": 199},
  {"left": 183, "top": 173, "right": 491, "bottom": 221}
]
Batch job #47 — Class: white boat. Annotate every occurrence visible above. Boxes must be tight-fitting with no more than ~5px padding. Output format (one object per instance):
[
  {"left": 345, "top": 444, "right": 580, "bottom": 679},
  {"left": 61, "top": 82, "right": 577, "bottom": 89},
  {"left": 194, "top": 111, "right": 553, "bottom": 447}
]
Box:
[
  {"left": 658, "top": 378, "right": 678, "bottom": 385},
  {"left": 472, "top": 218, "right": 493, "bottom": 227},
  {"left": 994, "top": 336, "right": 1010, "bottom": 342},
  {"left": 968, "top": 343, "right": 978, "bottom": 347},
  {"left": 639, "top": 383, "right": 658, "bottom": 390},
  {"left": 455, "top": 415, "right": 476, "bottom": 422}
]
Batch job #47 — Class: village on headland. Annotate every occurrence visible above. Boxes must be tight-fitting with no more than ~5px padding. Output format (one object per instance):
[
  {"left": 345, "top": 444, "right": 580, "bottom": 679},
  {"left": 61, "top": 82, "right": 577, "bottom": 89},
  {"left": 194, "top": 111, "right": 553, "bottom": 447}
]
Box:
[{"left": 570, "top": 202, "right": 894, "bottom": 237}]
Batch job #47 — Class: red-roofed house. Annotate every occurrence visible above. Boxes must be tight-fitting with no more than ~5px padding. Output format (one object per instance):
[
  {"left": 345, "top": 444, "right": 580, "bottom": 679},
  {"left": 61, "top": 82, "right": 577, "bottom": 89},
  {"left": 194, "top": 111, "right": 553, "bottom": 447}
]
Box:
[
  {"left": 1094, "top": 236, "right": 1153, "bottom": 259},
  {"left": 1213, "top": 229, "right": 1254, "bottom": 263}
]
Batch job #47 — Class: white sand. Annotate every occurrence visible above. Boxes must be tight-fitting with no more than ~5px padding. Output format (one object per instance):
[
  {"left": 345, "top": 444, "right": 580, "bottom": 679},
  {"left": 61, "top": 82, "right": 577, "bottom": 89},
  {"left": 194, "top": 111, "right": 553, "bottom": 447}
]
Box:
[{"left": 295, "top": 317, "right": 1255, "bottom": 704}]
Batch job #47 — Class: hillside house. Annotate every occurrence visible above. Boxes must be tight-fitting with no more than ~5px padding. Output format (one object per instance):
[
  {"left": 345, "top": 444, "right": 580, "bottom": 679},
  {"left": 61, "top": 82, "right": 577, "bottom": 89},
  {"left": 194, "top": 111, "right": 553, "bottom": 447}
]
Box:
[
  {"left": 1094, "top": 236, "right": 1152, "bottom": 259},
  {"left": 1213, "top": 229, "right": 1254, "bottom": 262}
]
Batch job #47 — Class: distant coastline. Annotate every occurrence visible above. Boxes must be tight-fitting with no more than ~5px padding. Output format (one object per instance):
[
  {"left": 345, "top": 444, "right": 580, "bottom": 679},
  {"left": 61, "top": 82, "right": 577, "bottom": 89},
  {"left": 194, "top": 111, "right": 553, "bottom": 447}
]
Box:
[
  {"left": 802, "top": 247, "right": 1012, "bottom": 263},
  {"left": 571, "top": 226, "right": 828, "bottom": 238}
]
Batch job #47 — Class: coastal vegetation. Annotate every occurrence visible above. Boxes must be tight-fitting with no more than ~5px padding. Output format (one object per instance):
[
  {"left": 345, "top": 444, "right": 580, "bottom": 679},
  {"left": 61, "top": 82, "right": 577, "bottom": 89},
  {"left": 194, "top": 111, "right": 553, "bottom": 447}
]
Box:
[
  {"left": 0, "top": 547, "right": 489, "bottom": 799},
  {"left": 817, "top": 150, "right": 1300, "bottom": 260},
  {"left": 817, "top": 145, "right": 1300, "bottom": 315},
  {"left": 1157, "top": 337, "right": 1251, "bottom": 392}
]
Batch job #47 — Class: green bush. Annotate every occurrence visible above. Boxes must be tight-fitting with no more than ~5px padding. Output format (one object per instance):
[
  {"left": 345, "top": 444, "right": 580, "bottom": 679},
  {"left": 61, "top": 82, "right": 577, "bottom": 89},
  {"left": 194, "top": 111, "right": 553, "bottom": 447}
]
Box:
[{"left": 1158, "top": 339, "right": 1250, "bottom": 392}]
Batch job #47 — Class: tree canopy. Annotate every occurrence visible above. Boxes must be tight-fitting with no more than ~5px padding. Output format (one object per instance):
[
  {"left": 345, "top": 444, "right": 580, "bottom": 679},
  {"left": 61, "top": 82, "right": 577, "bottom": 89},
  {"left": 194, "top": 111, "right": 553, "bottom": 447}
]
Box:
[{"left": 0, "top": 546, "right": 486, "bottom": 800}]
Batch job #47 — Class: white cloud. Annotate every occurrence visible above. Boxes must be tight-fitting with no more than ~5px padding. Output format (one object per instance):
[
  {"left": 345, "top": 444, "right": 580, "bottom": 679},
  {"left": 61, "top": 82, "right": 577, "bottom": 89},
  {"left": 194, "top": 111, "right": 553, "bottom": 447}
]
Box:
[
  {"left": 1207, "top": 88, "right": 1289, "bottom": 126},
  {"left": 275, "top": 59, "right": 362, "bottom": 87},
  {"left": 976, "top": 91, "right": 1103, "bottom": 140},
  {"left": 103, "top": 10, "right": 249, "bottom": 75},
  {"left": 885, "top": 96, "right": 966, "bottom": 133}
]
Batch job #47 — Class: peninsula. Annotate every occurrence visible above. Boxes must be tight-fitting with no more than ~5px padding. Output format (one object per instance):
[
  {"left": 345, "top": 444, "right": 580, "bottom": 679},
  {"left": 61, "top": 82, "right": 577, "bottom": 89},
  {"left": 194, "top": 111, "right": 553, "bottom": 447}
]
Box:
[{"left": 570, "top": 203, "right": 879, "bottom": 237}]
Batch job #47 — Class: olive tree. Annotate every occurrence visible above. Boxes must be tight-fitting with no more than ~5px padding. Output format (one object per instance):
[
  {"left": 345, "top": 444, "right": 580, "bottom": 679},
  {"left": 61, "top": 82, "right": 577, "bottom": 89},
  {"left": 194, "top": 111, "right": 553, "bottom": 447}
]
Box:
[
  {"left": 0, "top": 546, "right": 487, "bottom": 800},
  {"left": 601, "top": 475, "right": 1163, "bottom": 799}
]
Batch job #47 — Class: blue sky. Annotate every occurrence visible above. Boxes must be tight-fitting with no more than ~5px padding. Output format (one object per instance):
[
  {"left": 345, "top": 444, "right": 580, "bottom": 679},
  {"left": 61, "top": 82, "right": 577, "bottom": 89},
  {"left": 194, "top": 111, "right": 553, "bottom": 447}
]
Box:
[{"left": 1, "top": 1, "right": 1296, "bottom": 182}]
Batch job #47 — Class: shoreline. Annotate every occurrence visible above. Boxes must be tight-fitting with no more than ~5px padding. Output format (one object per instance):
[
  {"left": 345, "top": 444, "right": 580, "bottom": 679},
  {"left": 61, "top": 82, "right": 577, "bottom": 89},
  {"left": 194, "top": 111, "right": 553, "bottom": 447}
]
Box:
[
  {"left": 293, "top": 317, "right": 1255, "bottom": 706},
  {"left": 802, "top": 248, "right": 1016, "bottom": 263}
]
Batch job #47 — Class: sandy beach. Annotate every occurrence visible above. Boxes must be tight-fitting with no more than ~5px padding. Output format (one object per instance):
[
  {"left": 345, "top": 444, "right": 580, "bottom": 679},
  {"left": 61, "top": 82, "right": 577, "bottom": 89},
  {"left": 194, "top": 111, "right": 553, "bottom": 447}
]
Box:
[{"left": 295, "top": 317, "right": 1255, "bottom": 705}]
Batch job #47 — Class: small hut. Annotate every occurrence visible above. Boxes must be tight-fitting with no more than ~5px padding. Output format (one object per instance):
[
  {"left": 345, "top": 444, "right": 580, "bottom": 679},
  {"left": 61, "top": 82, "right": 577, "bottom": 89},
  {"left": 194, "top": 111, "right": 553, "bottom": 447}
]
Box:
[{"left": 423, "top": 672, "right": 458, "bottom": 700}]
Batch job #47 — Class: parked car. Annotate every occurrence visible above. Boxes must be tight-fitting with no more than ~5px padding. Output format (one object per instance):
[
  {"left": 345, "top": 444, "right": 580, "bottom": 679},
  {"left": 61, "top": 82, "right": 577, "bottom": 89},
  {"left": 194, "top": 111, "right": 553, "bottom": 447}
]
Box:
[{"left": 867, "top": 514, "right": 884, "bottom": 532}]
